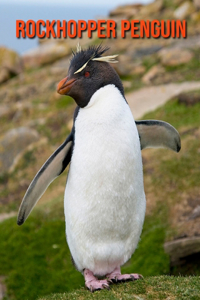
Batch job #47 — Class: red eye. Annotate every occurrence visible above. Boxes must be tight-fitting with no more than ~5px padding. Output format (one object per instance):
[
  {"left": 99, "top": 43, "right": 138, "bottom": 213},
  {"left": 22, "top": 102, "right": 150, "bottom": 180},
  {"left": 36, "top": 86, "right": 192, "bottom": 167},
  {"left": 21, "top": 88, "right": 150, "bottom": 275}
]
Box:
[{"left": 84, "top": 71, "right": 90, "bottom": 78}]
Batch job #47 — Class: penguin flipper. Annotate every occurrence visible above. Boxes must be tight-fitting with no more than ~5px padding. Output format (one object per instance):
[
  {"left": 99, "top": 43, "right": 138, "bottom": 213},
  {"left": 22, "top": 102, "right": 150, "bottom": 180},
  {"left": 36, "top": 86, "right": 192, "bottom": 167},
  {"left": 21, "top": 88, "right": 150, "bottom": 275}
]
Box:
[
  {"left": 136, "top": 120, "right": 181, "bottom": 152},
  {"left": 17, "top": 134, "right": 73, "bottom": 225}
]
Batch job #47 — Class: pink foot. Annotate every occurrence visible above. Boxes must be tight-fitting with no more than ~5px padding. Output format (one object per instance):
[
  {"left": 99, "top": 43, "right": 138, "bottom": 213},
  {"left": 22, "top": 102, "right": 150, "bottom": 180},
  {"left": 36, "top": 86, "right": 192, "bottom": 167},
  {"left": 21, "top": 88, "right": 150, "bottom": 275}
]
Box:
[
  {"left": 107, "top": 267, "right": 143, "bottom": 283},
  {"left": 84, "top": 269, "right": 110, "bottom": 292}
]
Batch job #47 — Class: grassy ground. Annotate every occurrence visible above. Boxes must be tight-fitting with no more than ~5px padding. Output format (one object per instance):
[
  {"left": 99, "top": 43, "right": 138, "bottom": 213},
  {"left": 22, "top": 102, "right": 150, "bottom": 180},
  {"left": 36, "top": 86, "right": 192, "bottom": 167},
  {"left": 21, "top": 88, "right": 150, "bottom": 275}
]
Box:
[{"left": 38, "top": 276, "right": 200, "bottom": 300}]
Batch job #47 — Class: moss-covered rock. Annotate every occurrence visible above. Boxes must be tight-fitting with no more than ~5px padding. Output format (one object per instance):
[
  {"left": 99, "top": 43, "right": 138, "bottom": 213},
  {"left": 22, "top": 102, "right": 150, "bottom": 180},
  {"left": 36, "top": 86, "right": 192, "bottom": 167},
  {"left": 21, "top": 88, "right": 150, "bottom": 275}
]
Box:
[{"left": 0, "top": 47, "right": 23, "bottom": 83}]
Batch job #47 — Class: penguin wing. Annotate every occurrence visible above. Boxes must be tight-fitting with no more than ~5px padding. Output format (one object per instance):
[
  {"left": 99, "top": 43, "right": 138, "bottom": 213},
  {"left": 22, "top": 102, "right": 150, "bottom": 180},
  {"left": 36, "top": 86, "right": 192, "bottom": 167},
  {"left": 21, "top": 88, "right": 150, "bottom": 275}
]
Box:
[
  {"left": 136, "top": 120, "right": 181, "bottom": 152},
  {"left": 17, "top": 133, "right": 73, "bottom": 225}
]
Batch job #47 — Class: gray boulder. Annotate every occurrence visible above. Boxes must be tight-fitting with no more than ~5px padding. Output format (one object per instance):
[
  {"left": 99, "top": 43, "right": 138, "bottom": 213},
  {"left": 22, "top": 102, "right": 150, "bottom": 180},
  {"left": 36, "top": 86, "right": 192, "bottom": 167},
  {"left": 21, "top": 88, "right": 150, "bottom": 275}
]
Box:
[
  {"left": 22, "top": 41, "right": 71, "bottom": 69},
  {"left": 158, "top": 48, "right": 194, "bottom": 66},
  {"left": 164, "top": 236, "right": 200, "bottom": 266},
  {"left": 0, "top": 127, "right": 39, "bottom": 174}
]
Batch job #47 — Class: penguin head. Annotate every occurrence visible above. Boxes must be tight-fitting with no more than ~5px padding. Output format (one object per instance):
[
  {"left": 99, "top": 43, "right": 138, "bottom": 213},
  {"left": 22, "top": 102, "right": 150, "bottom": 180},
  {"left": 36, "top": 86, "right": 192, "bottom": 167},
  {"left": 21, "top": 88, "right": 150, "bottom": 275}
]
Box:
[{"left": 57, "top": 45, "right": 124, "bottom": 108}]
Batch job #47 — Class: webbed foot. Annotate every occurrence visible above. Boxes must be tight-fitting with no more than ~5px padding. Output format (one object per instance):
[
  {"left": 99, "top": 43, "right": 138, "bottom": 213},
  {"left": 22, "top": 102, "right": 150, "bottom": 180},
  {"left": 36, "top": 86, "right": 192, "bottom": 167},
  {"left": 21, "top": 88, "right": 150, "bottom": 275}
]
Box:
[
  {"left": 84, "top": 269, "right": 110, "bottom": 292},
  {"left": 107, "top": 267, "right": 143, "bottom": 283}
]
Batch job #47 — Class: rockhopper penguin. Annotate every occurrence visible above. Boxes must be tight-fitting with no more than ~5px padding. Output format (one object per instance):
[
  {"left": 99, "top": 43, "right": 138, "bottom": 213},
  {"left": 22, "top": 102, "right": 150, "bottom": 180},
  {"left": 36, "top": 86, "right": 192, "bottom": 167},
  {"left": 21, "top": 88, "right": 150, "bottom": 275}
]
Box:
[{"left": 17, "top": 45, "right": 181, "bottom": 292}]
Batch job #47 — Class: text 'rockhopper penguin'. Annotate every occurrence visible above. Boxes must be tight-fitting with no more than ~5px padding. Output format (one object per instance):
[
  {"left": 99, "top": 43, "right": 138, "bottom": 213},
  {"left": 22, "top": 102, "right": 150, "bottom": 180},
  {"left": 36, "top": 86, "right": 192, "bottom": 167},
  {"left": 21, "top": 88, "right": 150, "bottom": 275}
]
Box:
[{"left": 17, "top": 45, "right": 181, "bottom": 292}]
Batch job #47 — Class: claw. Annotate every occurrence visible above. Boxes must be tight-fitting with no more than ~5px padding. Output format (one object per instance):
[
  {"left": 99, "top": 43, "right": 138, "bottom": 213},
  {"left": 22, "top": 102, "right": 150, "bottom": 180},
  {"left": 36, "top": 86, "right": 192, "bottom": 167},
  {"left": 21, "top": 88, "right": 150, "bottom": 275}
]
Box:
[
  {"left": 102, "top": 284, "right": 110, "bottom": 290},
  {"left": 89, "top": 285, "right": 94, "bottom": 293},
  {"left": 107, "top": 268, "right": 144, "bottom": 284},
  {"left": 111, "top": 276, "right": 118, "bottom": 283},
  {"left": 84, "top": 269, "right": 110, "bottom": 292},
  {"left": 107, "top": 279, "right": 113, "bottom": 284},
  {"left": 130, "top": 273, "right": 144, "bottom": 280}
]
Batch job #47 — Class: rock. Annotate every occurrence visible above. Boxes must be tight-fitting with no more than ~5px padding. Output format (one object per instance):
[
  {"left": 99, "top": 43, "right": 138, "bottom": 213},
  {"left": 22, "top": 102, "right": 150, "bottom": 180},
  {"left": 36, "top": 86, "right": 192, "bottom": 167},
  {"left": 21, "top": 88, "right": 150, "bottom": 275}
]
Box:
[
  {"left": 0, "top": 127, "right": 39, "bottom": 174},
  {"left": 0, "top": 68, "right": 10, "bottom": 83},
  {"left": 142, "top": 64, "right": 165, "bottom": 84},
  {"left": 113, "top": 54, "right": 133, "bottom": 76},
  {"left": 0, "top": 105, "right": 11, "bottom": 118},
  {"left": 158, "top": 48, "right": 194, "bottom": 66},
  {"left": 171, "top": 35, "right": 200, "bottom": 50},
  {"left": 109, "top": 4, "right": 142, "bottom": 18},
  {"left": 133, "top": 45, "right": 163, "bottom": 59},
  {"left": 164, "top": 236, "right": 200, "bottom": 265},
  {"left": 188, "top": 205, "right": 200, "bottom": 220},
  {"left": 26, "top": 118, "right": 46, "bottom": 128},
  {"left": 193, "top": 0, "right": 200, "bottom": 9},
  {"left": 22, "top": 41, "right": 71, "bottom": 69},
  {"left": 131, "top": 65, "right": 146, "bottom": 75},
  {"left": 110, "top": 39, "right": 132, "bottom": 54},
  {"left": 177, "top": 90, "right": 200, "bottom": 106},
  {"left": 15, "top": 84, "right": 38, "bottom": 101},
  {"left": 50, "top": 57, "right": 70, "bottom": 73},
  {"left": 174, "top": 1, "right": 195, "bottom": 19},
  {"left": 139, "top": 0, "right": 163, "bottom": 17},
  {"left": 0, "top": 47, "right": 23, "bottom": 83}
]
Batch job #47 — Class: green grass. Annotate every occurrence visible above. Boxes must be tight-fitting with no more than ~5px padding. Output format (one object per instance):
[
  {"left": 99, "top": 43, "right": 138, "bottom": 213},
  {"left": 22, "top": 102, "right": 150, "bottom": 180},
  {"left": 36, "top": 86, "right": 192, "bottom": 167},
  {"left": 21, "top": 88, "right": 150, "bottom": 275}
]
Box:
[
  {"left": 56, "top": 96, "right": 74, "bottom": 110},
  {"left": 20, "top": 150, "right": 36, "bottom": 170},
  {"left": 0, "top": 211, "right": 84, "bottom": 300},
  {"left": 38, "top": 276, "right": 200, "bottom": 300},
  {"left": 143, "top": 97, "right": 200, "bottom": 129}
]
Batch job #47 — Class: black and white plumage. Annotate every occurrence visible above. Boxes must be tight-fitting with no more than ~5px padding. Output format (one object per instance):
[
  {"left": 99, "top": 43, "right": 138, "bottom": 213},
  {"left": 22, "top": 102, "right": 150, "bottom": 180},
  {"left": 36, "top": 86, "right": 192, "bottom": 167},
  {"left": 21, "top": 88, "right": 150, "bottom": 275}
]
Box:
[{"left": 17, "top": 45, "right": 181, "bottom": 291}]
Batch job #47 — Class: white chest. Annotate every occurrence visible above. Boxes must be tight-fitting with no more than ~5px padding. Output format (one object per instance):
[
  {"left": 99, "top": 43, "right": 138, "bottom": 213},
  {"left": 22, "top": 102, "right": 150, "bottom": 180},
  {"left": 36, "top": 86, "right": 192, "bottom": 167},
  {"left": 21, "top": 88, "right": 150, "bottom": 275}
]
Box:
[{"left": 64, "top": 85, "right": 146, "bottom": 275}]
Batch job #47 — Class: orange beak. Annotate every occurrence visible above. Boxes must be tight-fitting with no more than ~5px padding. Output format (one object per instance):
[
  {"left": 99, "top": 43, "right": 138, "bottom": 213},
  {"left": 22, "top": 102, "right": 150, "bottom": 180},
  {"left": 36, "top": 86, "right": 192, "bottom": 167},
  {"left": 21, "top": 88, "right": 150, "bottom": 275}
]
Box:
[{"left": 57, "top": 76, "right": 77, "bottom": 95}]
